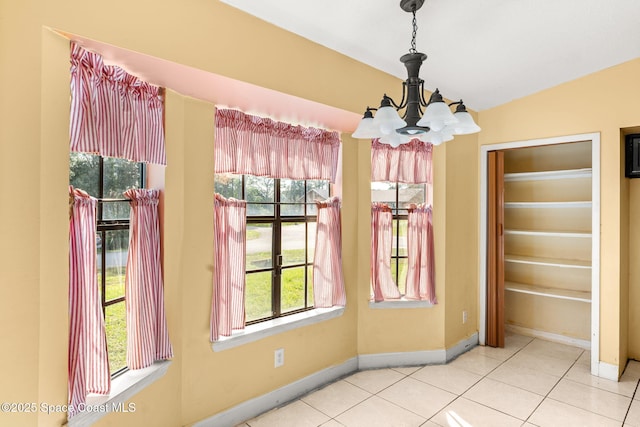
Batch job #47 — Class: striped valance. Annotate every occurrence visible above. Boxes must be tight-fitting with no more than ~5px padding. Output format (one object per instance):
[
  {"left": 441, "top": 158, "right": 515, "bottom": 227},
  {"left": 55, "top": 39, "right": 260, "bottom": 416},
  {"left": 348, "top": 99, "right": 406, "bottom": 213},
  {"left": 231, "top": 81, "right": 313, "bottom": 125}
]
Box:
[
  {"left": 371, "top": 138, "right": 432, "bottom": 184},
  {"left": 69, "top": 42, "right": 166, "bottom": 165},
  {"left": 214, "top": 108, "right": 340, "bottom": 182}
]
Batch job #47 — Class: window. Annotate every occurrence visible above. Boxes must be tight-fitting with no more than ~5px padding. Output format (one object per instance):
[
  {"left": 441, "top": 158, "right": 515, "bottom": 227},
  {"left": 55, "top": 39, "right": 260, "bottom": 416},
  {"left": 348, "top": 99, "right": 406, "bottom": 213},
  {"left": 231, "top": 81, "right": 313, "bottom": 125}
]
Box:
[
  {"left": 371, "top": 182, "right": 427, "bottom": 295},
  {"left": 69, "top": 152, "right": 145, "bottom": 375},
  {"left": 215, "top": 174, "right": 329, "bottom": 323}
]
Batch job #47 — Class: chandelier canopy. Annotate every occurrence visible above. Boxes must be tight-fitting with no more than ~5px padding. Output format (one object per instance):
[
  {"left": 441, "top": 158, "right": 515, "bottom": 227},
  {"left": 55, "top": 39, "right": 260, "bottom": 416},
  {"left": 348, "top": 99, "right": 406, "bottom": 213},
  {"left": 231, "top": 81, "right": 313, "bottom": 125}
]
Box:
[{"left": 352, "top": 0, "right": 481, "bottom": 147}]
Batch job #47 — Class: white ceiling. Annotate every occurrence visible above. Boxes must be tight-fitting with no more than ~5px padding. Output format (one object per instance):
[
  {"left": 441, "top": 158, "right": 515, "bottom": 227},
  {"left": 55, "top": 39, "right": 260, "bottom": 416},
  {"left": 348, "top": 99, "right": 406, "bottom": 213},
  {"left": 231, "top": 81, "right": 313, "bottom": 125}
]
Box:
[{"left": 221, "top": 0, "right": 640, "bottom": 111}]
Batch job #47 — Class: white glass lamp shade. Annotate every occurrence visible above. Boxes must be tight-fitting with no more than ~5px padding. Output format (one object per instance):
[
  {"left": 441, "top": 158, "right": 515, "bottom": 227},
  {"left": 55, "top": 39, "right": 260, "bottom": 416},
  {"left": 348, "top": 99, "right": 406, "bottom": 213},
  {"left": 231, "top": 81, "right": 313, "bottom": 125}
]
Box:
[
  {"left": 417, "top": 101, "right": 458, "bottom": 132},
  {"left": 352, "top": 116, "right": 380, "bottom": 139},
  {"left": 379, "top": 132, "right": 410, "bottom": 148},
  {"left": 418, "top": 129, "right": 454, "bottom": 146},
  {"left": 372, "top": 105, "right": 407, "bottom": 135},
  {"left": 450, "top": 110, "right": 481, "bottom": 135}
]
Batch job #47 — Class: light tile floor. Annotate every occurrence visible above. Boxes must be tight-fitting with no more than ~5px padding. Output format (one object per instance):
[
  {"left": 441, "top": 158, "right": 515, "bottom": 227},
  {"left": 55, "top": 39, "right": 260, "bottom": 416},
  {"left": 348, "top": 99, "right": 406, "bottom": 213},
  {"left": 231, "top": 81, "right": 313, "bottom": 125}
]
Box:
[{"left": 238, "top": 333, "right": 640, "bottom": 426}]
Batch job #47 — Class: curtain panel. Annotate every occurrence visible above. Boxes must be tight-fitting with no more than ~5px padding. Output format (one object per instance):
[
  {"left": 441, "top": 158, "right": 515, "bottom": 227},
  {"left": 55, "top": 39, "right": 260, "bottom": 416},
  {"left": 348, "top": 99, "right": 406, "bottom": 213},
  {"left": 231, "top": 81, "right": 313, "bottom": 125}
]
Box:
[
  {"left": 70, "top": 42, "right": 166, "bottom": 165},
  {"left": 371, "top": 202, "right": 401, "bottom": 301},
  {"left": 371, "top": 138, "right": 433, "bottom": 188},
  {"left": 211, "top": 194, "right": 248, "bottom": 342},
  {"left": 124, "top": 189, "right": 173, "bottom": 369},
  {"left": 313, "top": 197, "right": 346, "bottom": 307},
  {"left": 406, "top": 204, "right": 437, "bottom": 303},
  {"left": 214, "top": 108, "right": 341, "bottom": 182},
  {"left": 68, "top": 187, "right": 110, "bottom": 418}
]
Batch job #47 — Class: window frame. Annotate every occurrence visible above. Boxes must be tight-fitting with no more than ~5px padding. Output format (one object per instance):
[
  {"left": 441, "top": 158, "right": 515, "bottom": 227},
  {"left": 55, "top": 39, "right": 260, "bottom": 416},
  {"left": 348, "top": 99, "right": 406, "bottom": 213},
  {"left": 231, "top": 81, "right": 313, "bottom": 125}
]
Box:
[
  {"left": 215, "top": 174, "right": 330, "bottom": 324},
  {"left": 371, "top": 182, "right": 428, "bottom": 296},
  {"left": 71, "top": 153, "right": 146, "bottom": 378}
]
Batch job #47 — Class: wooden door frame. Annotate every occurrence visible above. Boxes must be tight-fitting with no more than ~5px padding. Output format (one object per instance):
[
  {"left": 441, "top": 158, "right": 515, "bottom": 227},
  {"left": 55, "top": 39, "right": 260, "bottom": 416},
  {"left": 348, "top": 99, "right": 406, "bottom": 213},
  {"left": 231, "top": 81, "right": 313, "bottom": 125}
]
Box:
[
  {"left": 486, "top": 151, "right": 505, "bottom": 347},
  {"left": 479, "top": 133, "right": 601, "bottom": 376}
]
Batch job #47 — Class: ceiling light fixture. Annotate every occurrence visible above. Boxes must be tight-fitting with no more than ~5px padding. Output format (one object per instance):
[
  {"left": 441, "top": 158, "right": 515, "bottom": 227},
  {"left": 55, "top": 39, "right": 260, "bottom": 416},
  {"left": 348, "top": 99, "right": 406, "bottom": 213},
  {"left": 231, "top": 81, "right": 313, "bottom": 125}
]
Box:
[{"left": 352, "top": 0, "right": 480, "bottom": 147}]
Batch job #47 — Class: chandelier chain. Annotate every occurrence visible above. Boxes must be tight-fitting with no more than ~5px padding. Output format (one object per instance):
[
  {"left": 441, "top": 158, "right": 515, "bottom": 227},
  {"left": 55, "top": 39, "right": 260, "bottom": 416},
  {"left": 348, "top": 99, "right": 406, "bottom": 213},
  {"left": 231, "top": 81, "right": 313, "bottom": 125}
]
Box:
[{"left": 410, "top": 10, "right": 418, "bottom": 54}]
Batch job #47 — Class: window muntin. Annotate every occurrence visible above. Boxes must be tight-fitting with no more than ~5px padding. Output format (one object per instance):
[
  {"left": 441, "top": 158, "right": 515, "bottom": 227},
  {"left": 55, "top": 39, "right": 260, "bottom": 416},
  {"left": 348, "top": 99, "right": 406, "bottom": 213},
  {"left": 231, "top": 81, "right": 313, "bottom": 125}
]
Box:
[
  {"left": 371, "top": 182, "right": 427, "bottom": 295},
  {"left": 70, "top": 152, "right": 144, "bottom": 376},
  {"left": 215, "top": 173, "right": 329, "bottom": 324}
]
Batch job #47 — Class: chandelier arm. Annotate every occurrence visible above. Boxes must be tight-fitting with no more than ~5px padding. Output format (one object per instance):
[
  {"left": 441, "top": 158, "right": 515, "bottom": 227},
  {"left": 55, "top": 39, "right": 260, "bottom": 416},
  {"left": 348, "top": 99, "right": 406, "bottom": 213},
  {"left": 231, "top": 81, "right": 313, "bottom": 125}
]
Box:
[
  {"left": 418, "top": 81, "right": 429, "bottom": 107},
  {"left": 395, "top": 82, "right": 408, "bottom": 110},
  {"left": 386, "top": 92, "right": 405, "bottom": 110}
]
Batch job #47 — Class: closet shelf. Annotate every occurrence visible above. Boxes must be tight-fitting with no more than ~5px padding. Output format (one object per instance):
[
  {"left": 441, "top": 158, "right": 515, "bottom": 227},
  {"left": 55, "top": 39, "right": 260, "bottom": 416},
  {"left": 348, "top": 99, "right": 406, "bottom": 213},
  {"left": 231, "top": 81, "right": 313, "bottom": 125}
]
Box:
[
  {"left": 504, "top": 168, "right": 592, "bottom": 182},
  {"left": 504, "top": 201, "right": 591, "bottom": 209},
  {"left": 505, "top": 281, "right": 591, "bottom": 303},
  {"left": 504, "top": 229, "right": 591, "bottom": 238},
  {"left": 505, "top": 254, "right": 591, "bottom": 269}
]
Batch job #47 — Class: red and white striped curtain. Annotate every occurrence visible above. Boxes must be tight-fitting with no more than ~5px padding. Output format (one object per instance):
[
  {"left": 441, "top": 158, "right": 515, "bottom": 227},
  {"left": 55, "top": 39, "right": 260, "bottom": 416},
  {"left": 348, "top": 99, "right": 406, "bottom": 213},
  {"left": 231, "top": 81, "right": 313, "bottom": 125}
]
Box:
[
  {"left": 214, "top": 108, "right": 341, "bottom": 182},
  {"left": 405, "top": 204, "right": 437, "bottom": 303},
  {"left": 371, "top": 138, "right": 433, "bottom": 189},
  {"left": 313, "top": 197, "right": 346, "bottom": 307},
  {"left": 124, "top": 189, "right": 173, "bottom": 369},
  {"left": 68, "top": 187, "right": 110, "bottom": 418},
  {"left": 371, "top": 203, "right": 401, "bottom": 301},
  {"left": 70, "top": 42, "right": 166, "bottom": 165},
  {"left": 211, "top": 194, "right": 247, "bottom": 342}
]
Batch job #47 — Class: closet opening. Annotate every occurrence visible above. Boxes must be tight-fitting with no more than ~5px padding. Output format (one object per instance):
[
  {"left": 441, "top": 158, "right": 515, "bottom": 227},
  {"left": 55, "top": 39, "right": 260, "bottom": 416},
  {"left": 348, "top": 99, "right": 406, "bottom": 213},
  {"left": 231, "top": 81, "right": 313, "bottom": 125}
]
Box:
[{"left": 480, "top": 134, "right": 600, "bottom": 376}]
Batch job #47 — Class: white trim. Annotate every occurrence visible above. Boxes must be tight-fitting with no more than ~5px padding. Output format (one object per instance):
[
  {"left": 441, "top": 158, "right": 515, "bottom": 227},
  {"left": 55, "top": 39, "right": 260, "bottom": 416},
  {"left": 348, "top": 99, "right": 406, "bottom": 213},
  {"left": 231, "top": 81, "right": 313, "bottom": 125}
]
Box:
[
  {"left": 505, "top": 282, "right": 591, "bottom": 303},
  {"left": 504, "top": 168, "right": 592, "bottom": 181},
  {"left": 197, "top": 334, "right": 478, "bottom": 426},
  {"left": 504, "top": 255, "right": 591, "bottom": 269},
  {"left": 445, "top": 333, "right": 480, "bottom": 362},
  {"left": 368, "top": 299, "right": 434, "bottom": 309},
  {"left": 598, "top": 361, "right": 619, "bottom": 381},
  {"left": 193, "top": 357, "right": 359, "bottom": 427},
  {"left": 479, "top": 132, "right": 601, "bottom": 376},
  {"left": 66, "top": 360, "right": 171, "bottom": 427},
  {"left": 590, "top": 135, "right": 601, "bottom": 376},
  {"left": 505, "top": 324, "right": 590, "bottom": 349},
  {"left": 358, "top": 350, "right": 445, "bottom": 369},
  {"left": 504, "top": 201, "right": 592, "bottom": 209},
  {"left": 212, "top": 307, "right": 344, "bottom": 352},
  {"left": 505, "top": 230, "right": 591, "bottom": 238},
  {"left": 358, "top": 333, "right": 478, "bottom": 369}
]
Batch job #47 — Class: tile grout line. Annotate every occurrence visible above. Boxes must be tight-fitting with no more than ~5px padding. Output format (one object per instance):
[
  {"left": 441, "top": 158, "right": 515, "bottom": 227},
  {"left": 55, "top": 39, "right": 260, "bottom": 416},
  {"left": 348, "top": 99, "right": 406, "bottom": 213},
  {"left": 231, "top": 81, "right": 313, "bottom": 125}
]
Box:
[
  {"left": 521, "top": 346, "right": 584, "bottom": 425},
  {"left": 522, "top": 348, "right": 632, "bottom": 425},
  {"left": 419, "top": 337, "right": 536, "bottom": 424},
  {"left": 330, "top": 369, "right": 415, "bottom": 423},
  {"left": 622, "top": 376, "right": 640, "bottom": 425}
]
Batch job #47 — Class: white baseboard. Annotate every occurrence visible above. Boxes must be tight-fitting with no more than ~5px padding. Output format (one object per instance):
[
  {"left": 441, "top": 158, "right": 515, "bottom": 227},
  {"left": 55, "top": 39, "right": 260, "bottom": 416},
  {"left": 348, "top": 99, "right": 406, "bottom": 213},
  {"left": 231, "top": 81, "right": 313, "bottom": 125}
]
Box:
[
  {"left": 196, "top": 333, "right": 478, "bottom": 426},
  {"left": 446, "top": 333, "right": 479, "bottom": 362},
  {"left": 598, "top": 361, "right": 619, "bottom": 381},
  {"left": 505, "top": 324, "right": 590, "bottom": 350},
  {"left": 358, "top": 350, "right": 445, "bottom": 369},
  {"left": 193, "top": 357, "right": 358, "bottom": 427},
  {"left": 357, "top": 332, "right": 479, "bottom": 369}
]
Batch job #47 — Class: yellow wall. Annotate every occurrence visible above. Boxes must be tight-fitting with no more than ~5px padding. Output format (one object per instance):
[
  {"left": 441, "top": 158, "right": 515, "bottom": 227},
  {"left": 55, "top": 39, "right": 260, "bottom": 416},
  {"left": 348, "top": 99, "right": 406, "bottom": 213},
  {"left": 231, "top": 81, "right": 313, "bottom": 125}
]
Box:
[
  {"left": 9, "top": 0, "right": 640, "bottom": 424},
  {"left": 479, "top": 58, "right": 640, "bottom": 373},
  {"left": 629, "top": 177, "right": 640, "bottom": 358},
  {"left": 1, "top": 1, "right": 483, "bottom": 426}
]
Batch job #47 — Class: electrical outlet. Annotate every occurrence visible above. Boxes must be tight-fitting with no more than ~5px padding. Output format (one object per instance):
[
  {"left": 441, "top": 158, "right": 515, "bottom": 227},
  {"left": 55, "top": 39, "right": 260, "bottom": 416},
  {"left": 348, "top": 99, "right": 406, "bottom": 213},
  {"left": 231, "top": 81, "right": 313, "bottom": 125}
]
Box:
[
  {"left": 462, "top": 310, "right": 468, "bottom": 324},
  {"left": 274, "top": 348, "right": 285, "bottom": 368}
]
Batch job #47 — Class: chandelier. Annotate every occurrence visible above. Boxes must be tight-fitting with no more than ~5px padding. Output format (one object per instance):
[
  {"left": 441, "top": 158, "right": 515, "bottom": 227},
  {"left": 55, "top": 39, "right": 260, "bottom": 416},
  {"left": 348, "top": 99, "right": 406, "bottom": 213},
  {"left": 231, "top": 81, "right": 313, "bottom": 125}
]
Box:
[{"left": 352, "top": 0, "right": 481, "bottom": 147}]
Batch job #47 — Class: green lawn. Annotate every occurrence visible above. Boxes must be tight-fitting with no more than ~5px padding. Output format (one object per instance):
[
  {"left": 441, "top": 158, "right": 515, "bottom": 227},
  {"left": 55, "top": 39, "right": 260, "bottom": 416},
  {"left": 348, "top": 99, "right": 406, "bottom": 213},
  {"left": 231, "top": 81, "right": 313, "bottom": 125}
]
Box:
[
  {"left": 245, "top": 248, "right": 312, "bottom": 321},
  {"left": 103, "top": 269, "right": 127, "bottom": 374},
  {"left": 103, "top": 249, "right": 314, "bottom": 372},
  {"left": 245, "top": 264, "right": 313, "bottom": 322}
]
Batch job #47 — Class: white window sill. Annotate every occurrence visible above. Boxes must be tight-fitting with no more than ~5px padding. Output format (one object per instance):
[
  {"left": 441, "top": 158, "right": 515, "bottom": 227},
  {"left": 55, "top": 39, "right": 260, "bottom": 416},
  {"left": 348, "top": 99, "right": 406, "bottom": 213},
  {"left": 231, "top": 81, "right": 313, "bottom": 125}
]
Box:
[
  {"left": 66, "top": 360, "right": 171, "bottom": 427},
  {"left": 369, "top": 298, "right": 434, "bottom": 309},
  {"left": 212, "top": 306, "right": 345, "bottom": 352}
]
